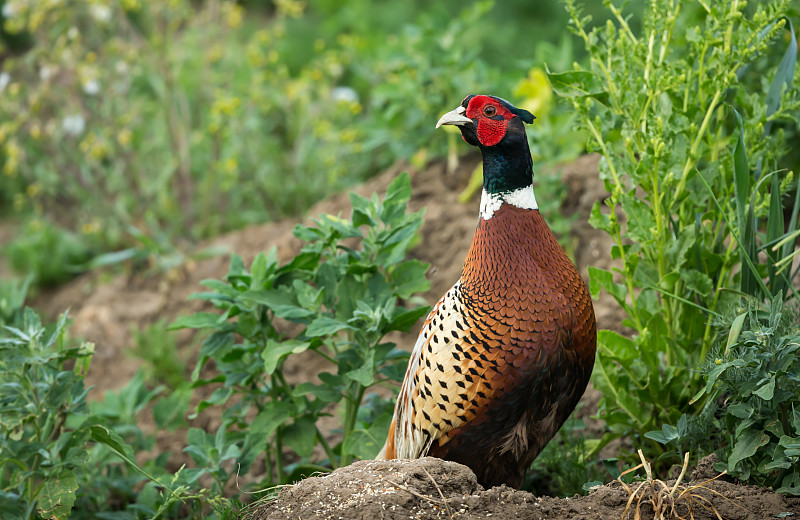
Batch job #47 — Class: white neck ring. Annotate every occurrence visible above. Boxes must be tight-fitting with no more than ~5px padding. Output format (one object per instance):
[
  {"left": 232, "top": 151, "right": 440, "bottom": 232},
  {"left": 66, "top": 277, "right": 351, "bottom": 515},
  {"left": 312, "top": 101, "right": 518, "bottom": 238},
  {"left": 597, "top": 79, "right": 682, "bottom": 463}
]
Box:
[{"left": 479, "top": 185, "right": 538, "bottom": 220}]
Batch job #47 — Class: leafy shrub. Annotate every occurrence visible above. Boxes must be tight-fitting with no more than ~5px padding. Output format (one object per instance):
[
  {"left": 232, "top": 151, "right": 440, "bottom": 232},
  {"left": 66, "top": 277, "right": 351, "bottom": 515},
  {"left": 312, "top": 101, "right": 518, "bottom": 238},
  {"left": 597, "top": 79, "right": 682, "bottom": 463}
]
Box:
[
  {"left": 5, "top": 219, "right": 96, "bottom": 287},
  {"left": 0, "top": 310, "right": 95, "bottom": 519},
  {"left": 0, "top": 308, "right": 233, "bottom": 519},
  {"left": 171, "top": 172, "right": 429, "bottom": 486},
  {"left": 648, "top": 295, "right": 800, "bottom": 494},
  {"left": 0, "top": 275, "right": 31, "bottom": 327},
  {"left": 552, "top": 0, "right": 800, "bottom": 457}
]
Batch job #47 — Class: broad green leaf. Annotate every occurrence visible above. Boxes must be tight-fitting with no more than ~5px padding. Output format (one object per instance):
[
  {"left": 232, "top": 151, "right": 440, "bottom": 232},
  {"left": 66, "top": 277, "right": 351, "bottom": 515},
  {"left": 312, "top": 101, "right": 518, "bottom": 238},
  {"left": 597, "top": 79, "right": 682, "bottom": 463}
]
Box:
[
  {"left": 90, "top": 424, "right": 136, "bottom": 463},
  {"left": 251, "top": 401, "right": 296, "bottom": 437},
  {"left": 306, "top": 317, "right": 352, "bottom": 337},
  {"left": 293, "top": 382, "right": 343, "bottom": 403},
  {"left": 263, "top": 339, "right": 311, "bottom": 374},
  {"left": 384, "top": 172, "right": 412, "bottom": 206},
  {"left": 342, "top": 413, "right": 392, "bottom": 459},
  {"left": 727, "top": 430, "right": 769, "bottom": 470},
  {"left": 389, "top": 260, "right": 430, "bottom": 299},
  {"left": 725, "top": 313, "right": 747, "bottom": 353},
  {"left": 37, "top": 471, "right": 78, "bottom": 520},
  {"left": 282, "top": 416, "right": 317, "bottom": 458},
  {"left": 345, "top": 349, "right": 375, "bottom": 387},
  {"left": 588, "top": 266, "right": 627, "bottom": 305},
  {"left": 386, "top": 306, "right": 430, "bottom": 333},
  {"left": 588, "top": 201, "right": 612, "bottom": 232},
  {"left": 597, "top": 330, "right": 636, "bottom": 360},
  {"left": 753, "top": 379, "right": 775, "bottom": 401},
  {"left": 168, "top": 312, "right": 222, "bottom": 330},
  {"left": 545, "top": 66, "right": 610, "bottom": 105}
]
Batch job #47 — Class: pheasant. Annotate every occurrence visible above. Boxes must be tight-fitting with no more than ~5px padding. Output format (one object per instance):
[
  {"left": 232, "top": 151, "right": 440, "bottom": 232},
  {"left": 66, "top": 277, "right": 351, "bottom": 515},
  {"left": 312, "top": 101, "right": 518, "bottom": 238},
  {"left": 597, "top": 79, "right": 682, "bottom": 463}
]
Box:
[{"left": 378, "top": 95, "right": 597, "bottom": 489}]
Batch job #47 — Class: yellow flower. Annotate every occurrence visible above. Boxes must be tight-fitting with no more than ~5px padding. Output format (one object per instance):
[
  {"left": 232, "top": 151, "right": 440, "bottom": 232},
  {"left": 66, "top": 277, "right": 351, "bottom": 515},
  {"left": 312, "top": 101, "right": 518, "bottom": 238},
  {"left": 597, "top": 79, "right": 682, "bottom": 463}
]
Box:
[
  {"left": 349, "top": 102, "right": 362, "bottom": 115},
  {"left": 86, "top": 51, "right": 97, "bottom": 63},
  {"left": 276, "top": 0, "right": 305, "bottom": 19},
  {"left": 26, "top": 183, "right": 40, "bottom": 198},
  {"left": 117, "top": 128, "right": 132, "bottom": 146},
  {"left": 29, "top": 124, "right": 41, "bottom": 140},
  {"left": 223, "top": 157, "right": 238, "bottom": 173},
  {"left": 207, "top": 44, "right": 224, "bottom": 64},
  {"left": 513, "top": 67, "right": 553, "bottom": 117},
  {"left": 225, "top": 3, "right": 243, "bottom": 28},
  {"left": 121, "top": 0, "right": 141, "bottom": 12},
  {"left": 82, "top": 220, "right": 100, "bottom": 234}
]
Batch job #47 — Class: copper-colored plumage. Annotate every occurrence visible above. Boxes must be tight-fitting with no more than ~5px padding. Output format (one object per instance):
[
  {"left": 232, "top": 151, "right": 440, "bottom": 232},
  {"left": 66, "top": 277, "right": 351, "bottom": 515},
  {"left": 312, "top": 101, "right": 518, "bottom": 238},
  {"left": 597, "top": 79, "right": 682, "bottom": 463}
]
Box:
[{"left": 381, "top": 204, "right": 596, "bottom": 489}]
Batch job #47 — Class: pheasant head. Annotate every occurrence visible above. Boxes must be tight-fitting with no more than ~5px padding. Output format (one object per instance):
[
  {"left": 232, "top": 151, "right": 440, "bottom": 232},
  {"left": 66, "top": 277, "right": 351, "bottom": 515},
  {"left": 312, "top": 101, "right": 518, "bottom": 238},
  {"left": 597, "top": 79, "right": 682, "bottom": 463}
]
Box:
[{"left": 436, "top": 95, "right": 537, "bottom": 219}]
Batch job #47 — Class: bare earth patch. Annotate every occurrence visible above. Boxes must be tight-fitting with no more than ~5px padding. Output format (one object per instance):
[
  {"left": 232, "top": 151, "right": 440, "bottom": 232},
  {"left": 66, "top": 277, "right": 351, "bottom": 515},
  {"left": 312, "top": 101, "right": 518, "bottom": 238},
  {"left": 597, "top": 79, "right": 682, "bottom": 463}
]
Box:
[{"left": 245, "top": 457, "right": 800, "bottom": 520}]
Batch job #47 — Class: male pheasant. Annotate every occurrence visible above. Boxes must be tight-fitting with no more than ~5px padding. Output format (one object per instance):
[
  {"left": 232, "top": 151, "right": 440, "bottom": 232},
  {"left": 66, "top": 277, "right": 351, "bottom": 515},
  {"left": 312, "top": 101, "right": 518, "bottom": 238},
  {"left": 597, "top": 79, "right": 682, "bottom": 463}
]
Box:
[{"left": 378, "top": 95, "right": 597, "bottom": 489}]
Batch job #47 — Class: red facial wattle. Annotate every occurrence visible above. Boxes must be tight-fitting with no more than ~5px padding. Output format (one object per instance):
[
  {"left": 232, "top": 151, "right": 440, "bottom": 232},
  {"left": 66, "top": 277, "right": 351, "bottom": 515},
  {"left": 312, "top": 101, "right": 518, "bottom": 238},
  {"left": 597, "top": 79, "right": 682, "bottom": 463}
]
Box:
[{"left": 464, "top": 96, "right": 514, "bottom": 147}]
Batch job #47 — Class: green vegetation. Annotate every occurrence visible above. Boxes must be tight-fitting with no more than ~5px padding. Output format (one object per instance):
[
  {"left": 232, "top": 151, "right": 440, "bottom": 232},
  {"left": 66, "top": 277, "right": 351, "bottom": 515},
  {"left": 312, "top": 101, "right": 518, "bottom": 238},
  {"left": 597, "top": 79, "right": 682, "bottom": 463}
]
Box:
[
  {"left": 171, "top": 173, "right": 429, "bottom": 485},
  {"left": 552, "top": 0, "right": 800, "bottom": 486},
  {"left": 0, "top": 0, "right": 580, "bottom": 285},
  {"left": 647, "top": 295, "right": 800, "bottom": 493}
]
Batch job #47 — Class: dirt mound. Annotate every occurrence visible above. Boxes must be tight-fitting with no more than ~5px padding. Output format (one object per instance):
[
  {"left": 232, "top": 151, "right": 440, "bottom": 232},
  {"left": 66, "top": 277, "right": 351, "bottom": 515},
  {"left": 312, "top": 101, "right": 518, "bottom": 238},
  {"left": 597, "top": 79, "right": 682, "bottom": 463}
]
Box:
[{"left": 246, "top": 457, "right": 800, "bottom": 520}]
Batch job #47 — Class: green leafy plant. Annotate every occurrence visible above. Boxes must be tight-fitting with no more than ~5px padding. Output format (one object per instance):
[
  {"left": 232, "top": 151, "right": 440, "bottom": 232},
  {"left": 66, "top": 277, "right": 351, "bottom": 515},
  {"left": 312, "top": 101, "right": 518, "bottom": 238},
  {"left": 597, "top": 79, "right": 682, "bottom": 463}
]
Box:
[
  {"left": 0, "top": 275, "right": 31, "bottom": 327},
  {"left": 171, "top": 172, "right": 429, "bottom": 486},
  {"left": 552, "top": 0, "right": 800, "bottom": 456},
  {"left": 0, "top": 309, "right": 97, "bottom": 519},
  {"left": 5, "top": 219, "right": 96, "bottom": 287},
  {"left": 0, "top": 308, "right": 233, "bottom": 519},
  {"left": 130, "top": 319, "right": 188, "bottom": 390},
  {"left": 648, "top": 295, "right": 800, "bottom": 494}
]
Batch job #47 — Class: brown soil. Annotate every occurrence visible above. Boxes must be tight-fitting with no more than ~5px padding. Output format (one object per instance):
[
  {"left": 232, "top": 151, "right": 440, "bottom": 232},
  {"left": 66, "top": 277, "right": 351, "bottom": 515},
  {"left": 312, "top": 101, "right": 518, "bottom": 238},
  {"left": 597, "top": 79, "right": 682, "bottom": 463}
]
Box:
[
  {"left": 28, "top": 153, "right": 799, "bottom": 518},
  {"left": 245, "top": 457, "right": 800, "bottom": 520}
]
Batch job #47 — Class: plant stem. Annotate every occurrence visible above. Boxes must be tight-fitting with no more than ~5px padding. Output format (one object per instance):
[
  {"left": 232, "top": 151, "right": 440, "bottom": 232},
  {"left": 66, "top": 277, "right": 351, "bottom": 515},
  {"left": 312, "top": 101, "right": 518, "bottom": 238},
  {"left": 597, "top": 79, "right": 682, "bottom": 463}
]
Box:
[
  {"left": 339, "top": 383, "right": 366, "bottom": 467},
  {"left": 274, "top": 425, "right": 285, "bottom": 483},
  {"left": 315, "top": 428, "right": 337, "bottom": 468},
  {"left": 675, "top": 88, "right": 722, "bottom": 202}
]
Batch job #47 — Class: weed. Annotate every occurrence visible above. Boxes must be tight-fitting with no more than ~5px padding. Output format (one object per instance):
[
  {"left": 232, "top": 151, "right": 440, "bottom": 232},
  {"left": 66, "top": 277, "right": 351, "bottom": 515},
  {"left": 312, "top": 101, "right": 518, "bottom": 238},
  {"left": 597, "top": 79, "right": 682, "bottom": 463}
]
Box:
[
  {"left": 171, "top": 173, "right": 430, "bottom": 487},
  {"left": 552, "top": 0, "right": 800, "bottom": 460}
]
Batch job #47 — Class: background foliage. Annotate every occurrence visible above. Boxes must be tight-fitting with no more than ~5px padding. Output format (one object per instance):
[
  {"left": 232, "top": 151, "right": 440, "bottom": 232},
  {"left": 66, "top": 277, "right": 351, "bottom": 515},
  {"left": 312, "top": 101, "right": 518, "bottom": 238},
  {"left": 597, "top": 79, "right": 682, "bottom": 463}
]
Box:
[{"left": 0, "top": 0, "right": 596, "bottom": 285}]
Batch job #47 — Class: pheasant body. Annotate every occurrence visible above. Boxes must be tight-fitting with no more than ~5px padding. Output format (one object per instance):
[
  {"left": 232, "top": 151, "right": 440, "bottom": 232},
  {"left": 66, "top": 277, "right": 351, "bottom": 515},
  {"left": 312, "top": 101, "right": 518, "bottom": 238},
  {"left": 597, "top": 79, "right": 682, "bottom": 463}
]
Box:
[{"left": 380, "top": 95, "right": 596, "bottom": 489}]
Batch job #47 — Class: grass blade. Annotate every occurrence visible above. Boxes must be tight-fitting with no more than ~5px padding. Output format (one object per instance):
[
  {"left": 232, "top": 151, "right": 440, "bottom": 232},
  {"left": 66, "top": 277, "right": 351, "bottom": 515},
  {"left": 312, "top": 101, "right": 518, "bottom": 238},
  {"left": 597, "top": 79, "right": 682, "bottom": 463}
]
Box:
[{"left": 730, "top": 107, "right": 760, "bottom": 297}]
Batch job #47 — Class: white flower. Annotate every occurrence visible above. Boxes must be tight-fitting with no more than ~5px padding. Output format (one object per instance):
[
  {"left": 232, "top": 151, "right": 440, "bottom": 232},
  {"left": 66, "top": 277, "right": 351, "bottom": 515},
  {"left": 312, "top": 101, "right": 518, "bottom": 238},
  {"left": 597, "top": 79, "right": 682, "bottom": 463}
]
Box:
[
  {"left": 89, "top": 4, "right": 111, "bottom": 23},
  {"left": 39, "top": 66, "right": 53, "bottom": 81},
  {"left": 83, "top": 79, "right": 100, "bottom": 95},
  {"left": 0, "top": 73, "right": 10, "bottom": 93},
  {"left": 62, "top": 114, "right": 86, "bottom": 136},
  {"left": 331, "top": 86, "right": 359, "bottom": 104},
  {"left": 2, "top": 1, "right": 18, "bottom": 18}
]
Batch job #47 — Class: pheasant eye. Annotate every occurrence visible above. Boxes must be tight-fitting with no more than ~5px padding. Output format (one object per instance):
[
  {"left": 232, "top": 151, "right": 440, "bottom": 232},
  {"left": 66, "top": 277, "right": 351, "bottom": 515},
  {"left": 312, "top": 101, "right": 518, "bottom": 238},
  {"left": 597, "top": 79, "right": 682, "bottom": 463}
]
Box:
[{"left": 483, "top": 105, "right": 497, "bottom": 117}]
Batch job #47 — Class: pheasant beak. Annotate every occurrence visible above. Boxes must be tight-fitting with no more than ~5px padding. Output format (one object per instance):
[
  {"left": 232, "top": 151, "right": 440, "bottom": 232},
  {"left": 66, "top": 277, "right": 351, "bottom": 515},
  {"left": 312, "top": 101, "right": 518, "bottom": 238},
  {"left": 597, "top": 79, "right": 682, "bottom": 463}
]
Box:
[{"left": 435, "top": 105, "right": 473, "bottom": 129}]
